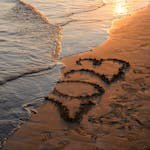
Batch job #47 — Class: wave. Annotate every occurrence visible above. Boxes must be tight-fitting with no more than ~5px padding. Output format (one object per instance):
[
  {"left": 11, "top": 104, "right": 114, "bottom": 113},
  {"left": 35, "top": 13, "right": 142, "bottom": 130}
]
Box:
[
  {"left": 57, "top": 19, "right": 102, "bottom": 26},
  {"left": 0, "top": 0, "right": 62, "bottom": 86},
  {"left": 59, "top": 2, "right": 105, "bottom": 18},
  {"left": 14, "top": 0, "right": 51, "bottom": 25},
  {"left": 0, "top": 64, "right": 59, "bottom": 85}
]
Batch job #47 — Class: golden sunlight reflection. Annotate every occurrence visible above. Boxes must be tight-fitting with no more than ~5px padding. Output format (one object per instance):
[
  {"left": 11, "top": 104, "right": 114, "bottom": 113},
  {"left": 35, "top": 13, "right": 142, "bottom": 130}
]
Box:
[{"left": 114, "top": 0, "right": 128, "bottom": 17}]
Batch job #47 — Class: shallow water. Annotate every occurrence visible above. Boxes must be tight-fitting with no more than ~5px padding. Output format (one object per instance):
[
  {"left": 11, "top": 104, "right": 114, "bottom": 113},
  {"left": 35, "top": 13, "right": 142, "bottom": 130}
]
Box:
[
  {"left": 24, "top": 0, "right": 150, "bottom": 56},
  {"left": 0, "top": 0, "right": 149, "bottom": 146}
]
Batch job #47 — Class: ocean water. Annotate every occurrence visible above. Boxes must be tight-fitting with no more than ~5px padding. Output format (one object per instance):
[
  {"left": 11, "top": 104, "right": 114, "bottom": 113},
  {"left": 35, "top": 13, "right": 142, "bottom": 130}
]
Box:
[{"left": 0, "top": 0, "right": 149, "bottom": 146}]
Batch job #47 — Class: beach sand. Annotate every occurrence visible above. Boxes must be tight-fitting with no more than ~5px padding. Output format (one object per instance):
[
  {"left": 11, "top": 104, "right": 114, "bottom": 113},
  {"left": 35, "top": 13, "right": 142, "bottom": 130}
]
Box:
[{"left": 3, "top": 7, "right": 150, "bottom": 150}]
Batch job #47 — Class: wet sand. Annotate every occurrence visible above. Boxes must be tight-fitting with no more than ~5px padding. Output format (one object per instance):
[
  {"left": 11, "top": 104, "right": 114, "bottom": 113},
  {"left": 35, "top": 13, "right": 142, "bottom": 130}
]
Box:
[{"left": 3, "top": 7, "right": 150, "bottom": 150}]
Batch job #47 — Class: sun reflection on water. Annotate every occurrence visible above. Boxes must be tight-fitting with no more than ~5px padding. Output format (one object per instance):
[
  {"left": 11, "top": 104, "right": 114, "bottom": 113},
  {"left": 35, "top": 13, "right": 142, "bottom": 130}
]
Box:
[{"left": 114, "top": 0, "right": 128, "bottom": 17}]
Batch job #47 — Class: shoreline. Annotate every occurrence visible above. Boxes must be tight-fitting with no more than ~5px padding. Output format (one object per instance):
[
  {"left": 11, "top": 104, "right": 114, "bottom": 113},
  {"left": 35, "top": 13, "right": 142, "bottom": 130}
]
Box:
[{"left": 3, "top": 6, "right": 150, "bottom": 150}]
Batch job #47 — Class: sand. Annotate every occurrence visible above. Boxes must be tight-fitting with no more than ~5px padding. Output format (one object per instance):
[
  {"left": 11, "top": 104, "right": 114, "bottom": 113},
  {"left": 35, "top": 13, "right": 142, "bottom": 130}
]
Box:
[{"left": 3, "top": 7, "right": 150, "bottom": 150}]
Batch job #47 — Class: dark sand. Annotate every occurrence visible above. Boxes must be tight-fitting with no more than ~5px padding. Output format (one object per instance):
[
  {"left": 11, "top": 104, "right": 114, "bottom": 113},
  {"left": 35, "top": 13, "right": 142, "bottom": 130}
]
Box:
[{"left": 3, "top": 7, "right": 150, "bottom": 150}]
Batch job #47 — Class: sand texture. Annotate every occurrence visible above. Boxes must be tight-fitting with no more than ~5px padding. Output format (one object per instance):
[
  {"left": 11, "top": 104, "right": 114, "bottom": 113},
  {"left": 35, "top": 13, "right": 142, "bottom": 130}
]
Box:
[{"left": 3, "top": 7, "right": 150, "bottom": 150}]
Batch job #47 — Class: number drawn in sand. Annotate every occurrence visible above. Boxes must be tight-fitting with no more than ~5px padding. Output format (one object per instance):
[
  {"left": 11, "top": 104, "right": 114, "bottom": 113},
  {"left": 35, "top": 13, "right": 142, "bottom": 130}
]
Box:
[{"left": 45, "top": 58, "right": 130, "bottom": 123}]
